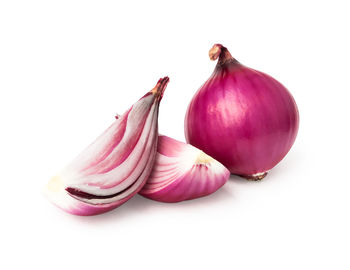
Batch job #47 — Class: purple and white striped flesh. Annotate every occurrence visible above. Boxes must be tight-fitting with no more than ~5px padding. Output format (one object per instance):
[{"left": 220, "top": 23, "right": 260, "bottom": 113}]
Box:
[
  {"left": 140, "top": 135, "right": 230, "bottom": 203},
  {"left": 44, "top": 77, "right": 169, "bottom": 215}
]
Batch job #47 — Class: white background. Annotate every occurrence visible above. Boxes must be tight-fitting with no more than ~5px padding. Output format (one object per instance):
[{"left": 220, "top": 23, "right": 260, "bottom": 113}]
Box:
[{"left": 0, "top": 0, "right": 349, "bottom": 269}]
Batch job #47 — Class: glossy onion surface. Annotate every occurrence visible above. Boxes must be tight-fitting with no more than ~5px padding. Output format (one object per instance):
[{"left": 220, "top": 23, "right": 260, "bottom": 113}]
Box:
[{"left": 185, "top": 44, "right": 299, "bottom": 179}]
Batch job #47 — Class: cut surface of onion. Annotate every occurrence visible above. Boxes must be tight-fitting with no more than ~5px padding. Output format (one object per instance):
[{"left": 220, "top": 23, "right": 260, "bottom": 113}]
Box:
[
  {"left": 139, "top": 135, "right": 230, "bottom": 203},
  {"left": 44, "top": 77, "right": 169, "bottom": 215}
]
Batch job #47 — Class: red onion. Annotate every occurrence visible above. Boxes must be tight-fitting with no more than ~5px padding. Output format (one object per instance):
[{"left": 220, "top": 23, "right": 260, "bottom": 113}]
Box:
[
  {"left": 185, "top": 44, "right": 299, "bottom": 180},
  {"left": 140, "top": 135, "right": 230, "bottom": 202},
  {"left": 44, "top": 77, "right": 169, "bottom": 215}
]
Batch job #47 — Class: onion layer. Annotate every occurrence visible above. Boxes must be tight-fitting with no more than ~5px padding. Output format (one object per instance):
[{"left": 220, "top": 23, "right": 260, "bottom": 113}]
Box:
[
  {"left": 44, "top": 77, "right": 169, "bottom": 215},
  {"left": 185, "top": 44, "right": 299, "bottom": 179},
  {"left": 139, "top": 135, "right": 230, "bottom": 202}
]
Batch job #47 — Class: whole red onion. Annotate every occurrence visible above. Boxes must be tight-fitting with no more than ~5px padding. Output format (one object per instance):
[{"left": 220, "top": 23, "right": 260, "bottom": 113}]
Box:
[{"left": 185, "top": 44, "right": 299, "bottom": 180}]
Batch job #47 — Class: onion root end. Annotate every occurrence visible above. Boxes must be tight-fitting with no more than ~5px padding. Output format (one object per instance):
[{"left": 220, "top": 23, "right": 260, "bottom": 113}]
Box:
[{"left": 239, "top": 172, "right": 268, "bottom": 181}]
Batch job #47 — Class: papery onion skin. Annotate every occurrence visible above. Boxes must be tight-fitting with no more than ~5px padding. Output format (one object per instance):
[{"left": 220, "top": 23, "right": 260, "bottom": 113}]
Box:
[
  {"left": 44, "top": 77, "right": 169, "bottom": 215},
  {"left": 185, "top": 44, "right": 299, "bottom": 179},
  {"left": 139, "top": 135, "right": 230, "bottom": 202}
]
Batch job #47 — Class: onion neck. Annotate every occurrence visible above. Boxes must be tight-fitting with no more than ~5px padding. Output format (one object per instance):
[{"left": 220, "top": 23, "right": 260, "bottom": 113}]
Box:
[
  {"left": 209, "top": 44, "right": 237, "bottom": 66},
  {"left": 151, "top": 76, "right": 169, "bottom": 99}
]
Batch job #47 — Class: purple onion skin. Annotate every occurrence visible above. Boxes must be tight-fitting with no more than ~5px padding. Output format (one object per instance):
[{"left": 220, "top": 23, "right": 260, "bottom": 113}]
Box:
[{"left": 185, "top": 44, "right": 299, "bottom": 179}]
